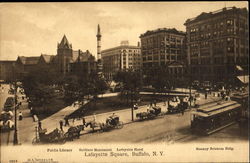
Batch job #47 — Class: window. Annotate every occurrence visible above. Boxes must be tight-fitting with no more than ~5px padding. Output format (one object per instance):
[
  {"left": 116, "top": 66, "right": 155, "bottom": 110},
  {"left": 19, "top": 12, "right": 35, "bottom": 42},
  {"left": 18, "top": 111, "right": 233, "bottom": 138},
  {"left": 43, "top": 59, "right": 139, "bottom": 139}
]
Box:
[
  {"left": 227, "top": 20, "right": 233, "bottom": 26},
  {"left": 227, "top": 56, "right": 234, "bottom": 63},
  {"left": 153, "top": 55, "right": 158, "bottom": 60},
  {"left": 191, "top": 59, "right": 198, "bottom": 64},
  {"left": 214, "top": 57, "right": 223, "bottom": 64},
  {"left": 227, "top": 47, "right": 234, "bottom": 53}
]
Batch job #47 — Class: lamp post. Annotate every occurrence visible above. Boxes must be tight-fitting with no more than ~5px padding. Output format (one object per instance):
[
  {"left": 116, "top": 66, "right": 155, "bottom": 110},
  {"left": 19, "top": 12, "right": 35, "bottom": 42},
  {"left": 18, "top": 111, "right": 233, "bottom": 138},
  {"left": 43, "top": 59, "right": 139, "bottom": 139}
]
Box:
[{"left": 13, "top": 81, "right": 18, "bottom": 145}]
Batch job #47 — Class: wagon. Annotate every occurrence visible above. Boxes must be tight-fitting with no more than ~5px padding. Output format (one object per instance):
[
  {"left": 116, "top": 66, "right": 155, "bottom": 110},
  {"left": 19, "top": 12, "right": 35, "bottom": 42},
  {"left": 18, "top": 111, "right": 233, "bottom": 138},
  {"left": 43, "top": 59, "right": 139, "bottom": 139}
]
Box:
[
  {"left": 101, "top": 115, "right": 124, "bottom": 131},
  {"left": 136, "top": 106, "right": 161, "bottom": 120},
  {"left": 32, "top": 128, "right": 66, "bottom": 144}
]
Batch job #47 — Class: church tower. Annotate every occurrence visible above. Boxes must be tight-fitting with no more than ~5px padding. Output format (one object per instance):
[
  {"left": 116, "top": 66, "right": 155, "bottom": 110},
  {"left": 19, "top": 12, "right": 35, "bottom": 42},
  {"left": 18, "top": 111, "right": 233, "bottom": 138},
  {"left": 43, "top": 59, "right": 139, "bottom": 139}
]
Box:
[{"left": 57, "top": 35, "right": 73, "bottom": 74}]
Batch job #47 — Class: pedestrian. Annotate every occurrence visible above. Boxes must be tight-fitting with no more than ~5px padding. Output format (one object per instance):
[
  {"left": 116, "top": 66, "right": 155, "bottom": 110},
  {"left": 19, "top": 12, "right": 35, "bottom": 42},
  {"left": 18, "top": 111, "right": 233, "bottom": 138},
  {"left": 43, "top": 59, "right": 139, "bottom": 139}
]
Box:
[
  {"left": 64, "top": 117, "right": 70, "bottom": 126},
  {"left": 93, "top": 113, "right": 97, "bottom": 122},
  {"left": 153, "top": 100, "right": 157, "bottom": 106},
  {"left": 181, "top": 108, "right": 184, "bottom": 116},
  {"left": 194, "top": 97, "right": 196, "bottom": 106},
  {"left": 30, "top": 107, "right": 33, "bottom": 115},
  {"left": 59, "top": 120, "right": 64, "bottom": 131},
  {"left": 133, "top": 103, "right": 138, "bottom": 110},
  {"left": 38, "top": 120, "right": 42, "bottom": 130},
  {"left": 18, "top": 111, "right": 23, "bottom": 120},
  {"left": 205, "top": 92, "right": 208, "bottom": 99},
  {"left": 82, "top": 117, "right": 86, "bottom": 125}
]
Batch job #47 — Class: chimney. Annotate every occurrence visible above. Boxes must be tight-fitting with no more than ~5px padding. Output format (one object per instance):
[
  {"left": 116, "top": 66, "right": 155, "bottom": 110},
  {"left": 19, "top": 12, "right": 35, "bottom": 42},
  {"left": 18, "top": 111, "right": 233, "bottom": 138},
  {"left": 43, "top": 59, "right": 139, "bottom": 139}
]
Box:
[{"left": 137, "top": 42, "right": 141, "bottom": 47}]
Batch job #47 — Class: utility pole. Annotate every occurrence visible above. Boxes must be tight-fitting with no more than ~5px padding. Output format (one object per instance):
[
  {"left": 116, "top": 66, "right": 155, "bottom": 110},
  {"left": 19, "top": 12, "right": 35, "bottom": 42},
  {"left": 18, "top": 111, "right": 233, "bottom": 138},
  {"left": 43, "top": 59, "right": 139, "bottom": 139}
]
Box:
[
  {"left": 13, "top": 81, "right": 18, "bottom": 145},
  {"left": 131, "top": 90, "right": 134, "bottom": 121},
  {"left": 189, "top": 64, "right": 192, "bottom": 107}
]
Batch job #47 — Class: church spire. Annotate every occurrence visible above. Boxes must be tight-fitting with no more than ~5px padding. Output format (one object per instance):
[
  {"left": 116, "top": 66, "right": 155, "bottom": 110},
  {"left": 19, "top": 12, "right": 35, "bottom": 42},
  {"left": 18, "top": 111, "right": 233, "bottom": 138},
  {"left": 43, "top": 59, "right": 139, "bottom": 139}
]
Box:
[{"left": 58, "top": 34, "right": 72, "bottom": 49}]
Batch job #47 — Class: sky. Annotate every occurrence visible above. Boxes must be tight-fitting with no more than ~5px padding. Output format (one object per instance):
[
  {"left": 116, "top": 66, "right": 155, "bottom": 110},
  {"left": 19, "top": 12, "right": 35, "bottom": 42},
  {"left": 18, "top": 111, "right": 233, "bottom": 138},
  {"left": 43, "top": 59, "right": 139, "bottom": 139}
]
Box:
[{"left": 0, "top": 1, "right": 248, "bottom": 60}]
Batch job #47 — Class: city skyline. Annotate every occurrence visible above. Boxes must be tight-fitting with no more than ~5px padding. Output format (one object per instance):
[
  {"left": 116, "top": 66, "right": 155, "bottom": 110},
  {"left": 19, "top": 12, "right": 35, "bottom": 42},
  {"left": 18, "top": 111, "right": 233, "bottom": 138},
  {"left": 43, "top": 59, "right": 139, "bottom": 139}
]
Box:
[{"left": 0, "top": 2, "right": 248, "bottom": 60}]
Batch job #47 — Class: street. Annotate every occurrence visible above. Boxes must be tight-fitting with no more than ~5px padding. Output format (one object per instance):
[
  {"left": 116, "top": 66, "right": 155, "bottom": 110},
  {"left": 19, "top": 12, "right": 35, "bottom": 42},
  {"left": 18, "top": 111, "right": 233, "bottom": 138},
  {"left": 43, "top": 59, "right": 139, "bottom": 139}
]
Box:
[{"left": 0, "top": 83, "right": 247, "bottom": 146}]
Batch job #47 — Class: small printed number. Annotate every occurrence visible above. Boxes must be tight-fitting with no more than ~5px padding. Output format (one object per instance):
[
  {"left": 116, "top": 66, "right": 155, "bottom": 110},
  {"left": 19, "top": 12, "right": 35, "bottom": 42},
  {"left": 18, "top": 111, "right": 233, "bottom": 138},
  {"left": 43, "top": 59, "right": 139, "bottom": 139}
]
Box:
[{"left": 9, "top": 160, "right": 17, "bottom": 163}]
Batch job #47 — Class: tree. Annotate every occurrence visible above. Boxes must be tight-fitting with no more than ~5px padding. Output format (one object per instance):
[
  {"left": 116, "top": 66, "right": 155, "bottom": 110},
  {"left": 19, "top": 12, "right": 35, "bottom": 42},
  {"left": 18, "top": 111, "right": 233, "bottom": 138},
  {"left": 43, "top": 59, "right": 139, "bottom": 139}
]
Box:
[
  {"left": 143, "top": 65, "right": 174, "bottom": 93},
  {"left": 113, "top": 70, "right": 141, "bottom": 104},
  {"left": 21, "top": 65, "right": 59, "bottom": 108}
]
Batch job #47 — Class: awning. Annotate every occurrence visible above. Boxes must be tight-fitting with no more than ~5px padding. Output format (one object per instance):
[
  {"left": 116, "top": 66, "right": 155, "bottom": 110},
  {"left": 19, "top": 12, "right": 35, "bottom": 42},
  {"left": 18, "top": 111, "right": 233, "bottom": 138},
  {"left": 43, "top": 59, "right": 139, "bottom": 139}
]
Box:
[
  {"left": 236, "top": 65, "right": 244, "bottom": 71},
  {"left": 237, "top": 75, "right": 249, "bottom": 84}
]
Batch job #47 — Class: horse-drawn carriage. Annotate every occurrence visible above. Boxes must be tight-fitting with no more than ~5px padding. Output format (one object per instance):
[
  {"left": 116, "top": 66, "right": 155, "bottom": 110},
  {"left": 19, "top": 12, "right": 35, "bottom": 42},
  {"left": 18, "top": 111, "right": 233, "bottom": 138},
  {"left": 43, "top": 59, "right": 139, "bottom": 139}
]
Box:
[
  {"left": 101, "top": 115, "right": 123, "bottom": 131},
  {"left": 136, "top": 106, "right": 161, "bottom": 120},
  {"left": 65, "top": 125, "right": 85, "bottom": 141},
  {"left": 85, "top": 114, "right": 123, "bottom": 132},
  {"left": 32, "top": 128, "right": 66, "bottom": 144}
]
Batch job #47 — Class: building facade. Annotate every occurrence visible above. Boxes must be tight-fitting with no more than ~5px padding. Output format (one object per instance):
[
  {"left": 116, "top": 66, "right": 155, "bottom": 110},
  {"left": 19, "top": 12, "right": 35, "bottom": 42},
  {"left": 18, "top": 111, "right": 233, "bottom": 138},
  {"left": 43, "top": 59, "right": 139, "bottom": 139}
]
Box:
[
  {"left": 140, "top": 28, "right": 187, "bottom": 77},
  {"left": 70, "top": 50, "right": 97, "bottom": 76},
  {"left": 101, "top": 41, "right": 142, "bottom": 80},
  {"left": 0, "top": 61, "right": 16, "bottom": 82},
  {"left": 184, "top": 7, "right": 249, "bottom": 83}
]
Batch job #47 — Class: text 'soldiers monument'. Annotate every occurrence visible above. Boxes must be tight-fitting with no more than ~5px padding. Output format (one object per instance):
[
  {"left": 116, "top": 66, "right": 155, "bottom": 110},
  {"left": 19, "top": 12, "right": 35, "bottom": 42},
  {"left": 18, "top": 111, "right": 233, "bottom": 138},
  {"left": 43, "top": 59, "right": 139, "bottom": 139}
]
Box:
[{"left": 96, "top": 24, "right": 103, "bottom": 74}]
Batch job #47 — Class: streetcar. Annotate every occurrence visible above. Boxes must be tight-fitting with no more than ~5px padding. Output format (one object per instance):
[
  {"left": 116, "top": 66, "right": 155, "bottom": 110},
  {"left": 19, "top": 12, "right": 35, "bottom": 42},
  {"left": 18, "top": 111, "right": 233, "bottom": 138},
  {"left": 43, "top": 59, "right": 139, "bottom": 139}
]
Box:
[
  {"left": 231, "top": 92, "right": 249, "bottom": 128},
  {"left": 190, "top": 100, "right": 241, "bottom": 135}
]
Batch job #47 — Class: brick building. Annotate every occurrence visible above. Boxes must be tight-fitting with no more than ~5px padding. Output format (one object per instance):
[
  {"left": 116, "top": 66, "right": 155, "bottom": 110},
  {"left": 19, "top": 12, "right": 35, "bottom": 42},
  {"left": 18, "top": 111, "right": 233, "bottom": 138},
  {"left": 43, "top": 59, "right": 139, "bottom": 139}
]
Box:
[
  {"left": 184, "top": 7, "right": 249, "bottom": 83},
  {"left": 70, "top": 50, "right": 97, "bottom": 76},
  {"left": 140, "top": 28, "right": 187, "bottom": 77},
  {"left": 101, "top": 41, "right": 141, "bottom": 80}
]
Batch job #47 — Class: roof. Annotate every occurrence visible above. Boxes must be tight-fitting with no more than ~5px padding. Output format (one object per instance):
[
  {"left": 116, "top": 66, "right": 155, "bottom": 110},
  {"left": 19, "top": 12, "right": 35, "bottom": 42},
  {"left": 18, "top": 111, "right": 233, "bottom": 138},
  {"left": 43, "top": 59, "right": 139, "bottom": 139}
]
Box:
[
  {"left": 102, "top": 45, "right": 141, "bottom": 53},
  {"left": 197, "top": 101, "right": 238, "bottom": 113},
  {"left": 140, "top": 28, "right": 186, "bottom": 38},
  {"left": 17, "top": 56, "right": 40, "bottom": 65},
  {"left": 58, "top": 35, "right": 72, "bottom": 49},
  {"left": 185, "top": 7, "right": 248, "bottom": 25},
  {"left": 40, "top": 54, "right": 55, "bottom": 63},
  {"left": 191, "top": 103, "right": 241, "bottom": 117},
  {"left": 237, "top": 75, "right": 249, "bottom": 84},
  {"left": 76, "top": 50, "right": 95, "bottom": 62}
]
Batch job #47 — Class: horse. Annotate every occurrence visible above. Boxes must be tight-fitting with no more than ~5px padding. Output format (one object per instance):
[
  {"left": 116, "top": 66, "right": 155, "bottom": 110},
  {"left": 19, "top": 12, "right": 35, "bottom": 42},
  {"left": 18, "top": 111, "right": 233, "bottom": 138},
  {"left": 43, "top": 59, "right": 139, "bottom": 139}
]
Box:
[
  {"left": 66, "top": 125, "right": 85, "bottom": 141},
  {"left": 85, "top": 121, "right": 104, "bottom": 132}
]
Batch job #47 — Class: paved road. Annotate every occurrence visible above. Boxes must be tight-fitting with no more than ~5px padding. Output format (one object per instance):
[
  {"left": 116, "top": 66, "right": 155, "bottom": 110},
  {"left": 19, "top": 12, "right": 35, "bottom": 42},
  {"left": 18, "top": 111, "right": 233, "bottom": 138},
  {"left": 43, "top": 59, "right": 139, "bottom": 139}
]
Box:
[{"left": 0, "top": 84, "right": 226, "bottom": 145}]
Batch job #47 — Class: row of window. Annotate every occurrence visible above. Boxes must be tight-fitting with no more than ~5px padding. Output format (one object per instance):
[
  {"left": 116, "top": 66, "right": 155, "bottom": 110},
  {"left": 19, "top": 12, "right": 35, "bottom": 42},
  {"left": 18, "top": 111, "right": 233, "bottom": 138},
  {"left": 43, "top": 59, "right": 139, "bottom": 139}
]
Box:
[
  {"left": 190, "top": 56, "right": 248, "bottom": 65},
  {"left": 143, "top": 55, "right": 178, "bottom": 61},
  {"left": 190, "top": 19, "right": 247, "bottom": 33}
]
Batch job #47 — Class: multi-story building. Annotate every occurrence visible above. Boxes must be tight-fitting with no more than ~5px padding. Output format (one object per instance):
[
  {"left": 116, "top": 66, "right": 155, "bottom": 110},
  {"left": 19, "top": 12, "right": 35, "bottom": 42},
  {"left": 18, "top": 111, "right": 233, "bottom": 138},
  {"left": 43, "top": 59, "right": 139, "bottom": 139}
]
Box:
[
  {"left": 184, "top": 7, "right": 249, "bottom": 83},
  {"left": 0, "top": 61, "right": 16, "bottom": 82},
  {"left": 101, "top": 41, "right": 141, "bottom": 80},
  {"left": 70, "top": 50, "right": 97, "bottom": 76},
  {"left": 140, "top": 28, "right": 187, "bottom": 78}
]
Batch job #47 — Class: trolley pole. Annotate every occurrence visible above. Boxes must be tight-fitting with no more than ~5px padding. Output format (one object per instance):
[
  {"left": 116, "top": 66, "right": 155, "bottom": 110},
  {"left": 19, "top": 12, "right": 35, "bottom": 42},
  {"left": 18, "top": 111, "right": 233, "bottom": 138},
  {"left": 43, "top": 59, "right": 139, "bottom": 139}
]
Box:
[
  {"left": 13, "top": 81, "right": 18, "bottom": 145},
  {"left": 131, "top": 91, "right": 134, "bottom": 121},
  {"left": 189, "top": 64, "right": 192, "bottom": 108}
]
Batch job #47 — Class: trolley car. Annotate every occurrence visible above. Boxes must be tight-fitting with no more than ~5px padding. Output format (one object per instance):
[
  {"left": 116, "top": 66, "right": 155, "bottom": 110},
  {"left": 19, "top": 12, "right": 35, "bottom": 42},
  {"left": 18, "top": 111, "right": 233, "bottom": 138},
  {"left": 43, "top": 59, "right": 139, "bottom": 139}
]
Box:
[
  {"left": 231, "top": 92, "right": 249, "bottom": 128},
  {"left": 190, "top": 101, "right": 241, "bottom": 135}
]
